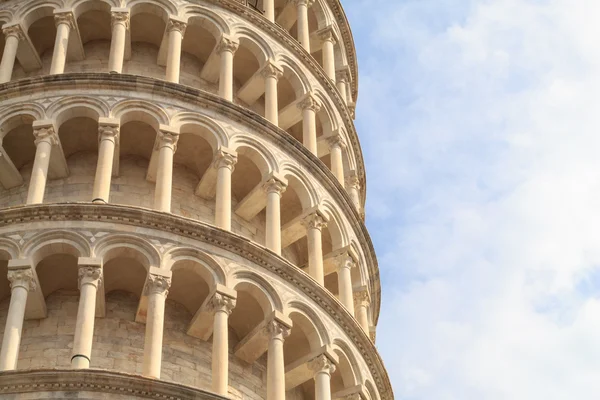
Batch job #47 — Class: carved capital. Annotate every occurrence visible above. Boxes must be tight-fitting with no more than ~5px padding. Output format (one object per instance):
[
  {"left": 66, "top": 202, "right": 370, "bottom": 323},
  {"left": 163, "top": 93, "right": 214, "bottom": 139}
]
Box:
[
  {"left": 336, "top": 67, "right": 351, "bottom": 83},
  {"left": 156, "top": 130, "right": 179, "bottom": 151},
  {"left": 144, "top": 273, "right": 171, "bottom": 297},
  {"left": 167, "top": 18, "right": 187, "bottom": 35},
  {"left": 302, "top": 211, "right": 328, "bottom": 231},
  {"left": 217, "top": 35, "right": 239, "bottom": 54},
  {"left": 337, "top": 256, "right": 356, "bottom": 273},
  {"left": 54, "top": 12, "right": 75, "bottom": 29},
  {"left": 213, "top": 149, "right": 238, "bottom": 171},
  {"left": 265, "top": 319, "right": 291, "bottom": 341},
  {"left": 354, "top": 288, "right": 370, "bottom": 308},
  {"left": 7, "top": 268, "right": 36, "bottom": 292},
  {"left": 208, "top": 292, "right": 236, "bottom": 315},
  {"left": 111, "top": 11, "right": 130, "bottom": 29},
  {"left": 318, "top": 28, "right": 336, "bottom": 44},
  {"left": 2, "top": 24, "right": 24, "bottom": 41},
  {"left": 98, "top": 125, "right": 119, "bottom": 144},
  {"left": 263, "top": 177, "right": 287, "bottom": 196},
  {"left": 298, "top": 93, "right": 321, "bottom": 113},
  {"left": 33, "top": 126, "right": 58, "bottom": 146},
  {"left": 345, "top": 173, "right": 361, "bottom": 191},
  {"left": 290, "top": 0, "right": 316, "bottom": 7},
  {"left": 260, "top": 61, "right": 283, "bottom": 80},
  {"left": 308, "top": 354, "right": 336, "bottom": 375},
  {"left": 326, "top": 134, "right": 345, "bottom": 150},
  {"left": 78, "top": 265, "right": 103, "bottom": 289}
]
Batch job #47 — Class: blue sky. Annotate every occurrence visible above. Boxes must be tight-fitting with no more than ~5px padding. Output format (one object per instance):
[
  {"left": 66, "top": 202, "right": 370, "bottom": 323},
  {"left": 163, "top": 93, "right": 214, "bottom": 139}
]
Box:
[{"left": 343, "top": 0, "right": 600, "bottom": 398}]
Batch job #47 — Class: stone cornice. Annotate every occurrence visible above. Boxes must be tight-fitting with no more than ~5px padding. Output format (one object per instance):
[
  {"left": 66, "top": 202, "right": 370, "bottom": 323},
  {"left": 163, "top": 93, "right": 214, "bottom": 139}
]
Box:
[
  {"left": 0, "top": 203, "right": 393, "bottom": 400},
  {"left": 0, "top": 368, "right": 229, "bottom": 399},
  {"left": 0, "top": 73, "right": 381, "bottom": 323}
]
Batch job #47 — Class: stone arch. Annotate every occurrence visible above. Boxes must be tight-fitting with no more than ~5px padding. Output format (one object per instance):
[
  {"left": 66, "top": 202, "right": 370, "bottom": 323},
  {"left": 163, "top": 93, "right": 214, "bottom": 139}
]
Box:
[
  {"left": 229, "top": 135, "right": 277, "bottom": 176},
  {"left": 349, "top": 240, "right": 367, "bottom": 288},
  {"left": 19, "top": 1, "right": 61, "bottom": 30},
  {"left": 164, "top": 247, "right": 226, "bottom": 286},
  {"left": 232, "top": 24, "right": 272, "bottom": 65},
  {"left": 0, "top": 103, "right": 44, "bottom": 140},
  {"left": 276, "top": 54, "right": 309, "bottom": 99},
  {"left": 171, "top": 112, "right": 228, "bottom": 151},
  {"left": 128, "top": 0, "right": 176, "bottom": 19},
  {"left": 280, "top": 161, "right": 318, "bottom": 210},
  {"left": 321, "top": 198, "right": 348, "bottom": 250},
  {"left": 93, "top": 233, "right": 160, "bottom": 269},
  {"left": 23, "top": 230, "right": 91, "bottom": 267},
  {"left": 0, "top": 10, "right": 13, "bottom": 26},
  {"left": 310, "top": 0, "right": 331, "bottom": 31},
  {"left": 365, "top": 380, "right": 380, "bottom": 400},
  {"left": 0, "top": 238, "right": 20, "bottom": 260},
  {"left": 0, "top": 238, "right": 17, "bottom": 304},
  {"left": 48, "top": 97, "right": 109, "bottom": 129},
  {"left": 286, "top": 300, "right": 329, "bottom": 349},
  {"left": 69, "top": 0, "right": 116, "bottom": 18},
  {"left": 230, "top": 270, "right": 283, "bottom": 313},
  {"left": 181, "top": 5, "right": 230, "bottom": 37},
  {"left": 313, "top": 89, "right": 337, "bottom": 138},
  {"left": 111, "top": 99, "right": 169, "bottom": 128},
  {"left": 331, "top": 339, "right": 361, "bottom": 389}
]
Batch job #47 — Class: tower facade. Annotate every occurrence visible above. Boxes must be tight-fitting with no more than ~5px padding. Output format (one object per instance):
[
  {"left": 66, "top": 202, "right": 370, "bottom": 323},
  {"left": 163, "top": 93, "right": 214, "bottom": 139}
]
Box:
[{"left": 0, "top": 1, "right": 393, "bottom": 399}]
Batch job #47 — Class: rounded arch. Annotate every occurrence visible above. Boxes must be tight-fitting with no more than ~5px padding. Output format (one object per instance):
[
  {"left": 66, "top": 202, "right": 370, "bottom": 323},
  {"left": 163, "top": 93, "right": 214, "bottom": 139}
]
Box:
[
  {"left": 0, "top": 238, "right": 20, "bottom": 260},
  {"left": 164, "top": 247, "right": 226, "bottom": 287},
  {"left": 111, "top": 99, "right": 169, "bottom": 129},
  {"left": 93, "top": 233, "right": 160, "bottom": 270},
  {"left": 286, "top": 300, "right": 329, "bottom": 350},
  {"left": 181, "top": 5, "right": 230, "bottom": 37},
  {"left": 313, "top": 89, "right": 338, "bottom": 137},
  {"left": 229, "top": 135, "right": 277, "bottom": 177},
  {"left": 230, "top": 270, "right": 283, "bottom": 313},
  {"left": 364, "top": 380, "right": 380, "bottom": 400},
  {"left": 22, "top": 230, "right": 91, "bottom": 267},
  {"left": 47, "top": 97, "right": 109, "bottom": 129},
  {"left": 69, "top": 0, "right": 115, "bottom": 18},
  {"left": 276, "top": 54, "right": 310, "bottom": 98},
  {"left": 332, "top": 338, "right": 362, "bottom": 388},
  {"left": 0, "top": 10, "right": 13, "bottom": 26},
  {"left": 19, "top": 2, "right": 61, "bottom": 30},
  {"left": 171, "top": 112, "right": 229, "bottom": 151},
  {"left": 280, "top": 161, "right": 319, "bottom": 210},
  {"left": 232, "top": 25, "right": 272, "bottom": 66},
  {"left": 321, "top": 199, "right": 349, "bottom": 250},
  {"left": 0, "top": 103, "right": 44, "bottom": 139},
  {"left": 310, "top": 0, "right": 332, "bottom": 30},
  {"left": 128, "top": 0, "right": 176, "bottom": 19}
]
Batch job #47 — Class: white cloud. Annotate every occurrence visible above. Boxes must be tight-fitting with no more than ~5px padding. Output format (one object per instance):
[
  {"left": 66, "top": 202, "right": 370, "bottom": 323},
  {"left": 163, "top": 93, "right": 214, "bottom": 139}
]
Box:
[{"left": 346, "top": 0, "right": 600, "bottom": 398}]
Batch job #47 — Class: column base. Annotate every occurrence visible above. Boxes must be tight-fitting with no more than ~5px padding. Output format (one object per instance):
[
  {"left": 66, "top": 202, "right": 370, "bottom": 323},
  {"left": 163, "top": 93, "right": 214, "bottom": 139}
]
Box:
[{"left": 92, "top": 198, "right": 107, "bottom": 204}]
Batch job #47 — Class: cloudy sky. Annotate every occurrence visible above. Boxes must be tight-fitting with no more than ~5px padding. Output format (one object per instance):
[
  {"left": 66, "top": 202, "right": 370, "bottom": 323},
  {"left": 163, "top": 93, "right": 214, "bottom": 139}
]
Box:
[{"left": 343, "top": 0, "right": 600, "bottom": 398}]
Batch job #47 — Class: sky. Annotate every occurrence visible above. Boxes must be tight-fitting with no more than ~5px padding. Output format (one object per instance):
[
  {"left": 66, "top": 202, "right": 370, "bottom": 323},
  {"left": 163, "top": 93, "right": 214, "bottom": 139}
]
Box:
[{"left": 343, "top": 0, "right": 600, "bottom": 399}]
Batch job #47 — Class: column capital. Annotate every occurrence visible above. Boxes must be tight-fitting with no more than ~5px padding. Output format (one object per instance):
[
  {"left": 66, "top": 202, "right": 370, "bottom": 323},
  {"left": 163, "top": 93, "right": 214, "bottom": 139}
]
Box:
[
  {"left": 302, "top": 207, "right": 329, "bottom": 231},
  {"left": 263, "top": 173, "right": 288, "bottom": 196},
  {"left": 111, "top": 8, "right": 130, "bottom": 29},
  {"left": 32, "top": 122, "right": 58, "bottom": 146},
  {"left": 208, "top": 291, "right": 237, "bottom": 315},
  {"left": 353, "top": 285, "right": 370, "bottom": 307},
  {"left": 298, "top": 92, "right": 321, "bottom": 113},
  {"left": 167, "top": 17, "right": 187, "bottom": 35},
  {"left": 265, "top": 319, "right": 292, "bottom": 341},
  {"left": 308, "top": 354, "right": 336, "bottom": 376},
  {"left": 316, "top": 25, "right": 337, "bottom": 44},
  {"left": 260, "top": 60, "right": 284, "bottom": 81},
  {"left": 216, "top": 34, "right": 239, "bottom": 54},
  {"left": 326, "top": 134, "right": 346, "bottom": 150},
  {"left": 213, "top": 147, "right": 238, "bottom": 171},
  {"left": 98, "top": 121, "right": 120, "bottom": 144},
  {"left": 2, "top": 23, "right": 24, "bottom": 41},
  {"left": 54, "top": 10, "right": 76, "bottom": 29},
  {"left": 78, "top": 265, "right": 103, "bottom": 289},
  {"left": 345, "top": 171, "right": 361, "bottom": 190},
  {"left": 144, "top": 268, "right": 172, "bottom": 297},
  {"left": 7, "top": 266, "right": 36, "bottom": 292},
  {"left": 336, "top": 65, "right": 351, "bottom": 83},
  {"left": 290, "top": 0, "right": 316, "bottom": 7},
  {"left": 369, "top": 326, "right": 376, "bottom": 343},
  {"left": 156, "top": 126, "right": 179, "bottom": 151}
]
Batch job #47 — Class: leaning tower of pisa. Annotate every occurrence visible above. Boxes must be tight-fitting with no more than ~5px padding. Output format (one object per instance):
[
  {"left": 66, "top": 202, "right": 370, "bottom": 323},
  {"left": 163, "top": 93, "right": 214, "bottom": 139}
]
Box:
[{"left": 0, "top": 0, "right": 393, "bottom": 399}]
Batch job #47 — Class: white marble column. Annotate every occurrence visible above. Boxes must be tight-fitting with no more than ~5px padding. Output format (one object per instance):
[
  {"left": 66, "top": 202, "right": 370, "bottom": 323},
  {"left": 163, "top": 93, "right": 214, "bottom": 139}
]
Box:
[
  {"left": 0, "top": 24, "right": 24, "bottom": 83},
  {"left": 261, "top": 62, "right": 283, "bottom": 125},
  {"left": 345, "top": 171, "right": 361, "bottom": 212},
  {"left": 27, "top": 124, "right": 58, "bottom": 205},
  {"left": 153, "top": 128, "right": 179, "bottom": 213},
  {"left": 336, "top": 257, "right": 355, "bottom": 314},
  {"left": 308, "top": 355, "right": 336, "bottom": 400},
  {"left": 293, "top": 0, "right": 314, "bottom": 52},
  {"left": 108, "top": 9, "right": 129, "bottom": 73},
  {"left": 165, "top": 17, "right": 186, "bottom": 83},
  {"left": 303, "top": 210, "right": 328, "bottom": 286},
  {"left": 327, "top": 135, "right": 345, "bottom": 184},
  {"left": 92, "top": 121, "right": 119, "bottom": 203},
  {"left": 218, "top": 35, "right": 239, "bottom": 101},
  {"left": 71, "top": 261, "right": 102, "bottom": 369},
  {"left": 299, "top": 93, "right": 321, "bottom": 155},
  {"left": 264, "top": 176, "right": 287, "bottom": 255},
  {"left": 209, "top": 292, "right": 236, "bottom": 395},
  {"left": 264, "top": 0, "right": 275, "bottom": 22},
  {"left": 266, "top": 320, "right": 291, "bottom": 400},
  {"left": 142, "top": 269, "right": 172, "bottom": 379},
  {"left": 319, "top": 29, "right": 336, "bottom": 81},
  {"left": 335, "top": 68, "right": 350, "bottom": 105},
  {"left": 353, "top": 286, "right": 370, "bottom": 334},
  {"left": 0, "top": 266, "right": 36, "bottom": 371},
  {"left": 214, "top": 148, "right": 238, "bottom": 230},
  {"left": 50, "top": 11, "right": 75, "bottom": 75}
]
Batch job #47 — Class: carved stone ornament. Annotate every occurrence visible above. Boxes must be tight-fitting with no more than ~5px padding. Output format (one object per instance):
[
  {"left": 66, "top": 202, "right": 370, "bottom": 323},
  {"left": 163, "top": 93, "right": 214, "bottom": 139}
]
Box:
[
  {"left": 33, "top": 127, "right": 59, "bottom": 146},
  {"left": 326, "top": 134, "right": 345, "bottom": 150},
  {"left": 78, "top": 266, "right": 103, "bottom": 289},
  {"left": 2, "top": 24, "right": 24, "bottom": 41},
  {"left": 54, "top": 12, "right": 76, "bottom": 29},
  {"left": 7, "top": 268, "right": 36, "bottom": 292},
  {"left": 208, "top": 292, "right": 236, "bottom": 315},
  {"left": 302, "top": 212, "right": 328, "bottom": 231},
  {"left": 290, "top": 0, "right": 316, "bottom": 7},
  {"left": 345, "top": 174, "right": 361, "bottom": 191},
  {"left": 318, "top": 29, "right": 336, "bottom": 44},
  {"left": 157, "top": 130, "right": 179, "bottom": 151},
  {"left": 260, "top": 62, "right": 284, "bottom": 80},
  {"left": 98, "top": 125, "right": 119, "bottom": 143},
  {"left": 298, "top": 94, "right": 321, "bottom": 113},
  {"left": 213, "top": 149, "right": 238, "bottom": 171},
  {"left": 263, "top": 177, "right": 287, "bottom": 196},
  {"left": 354, "top": 289, "right": 370, "bottom": 308},
  {"left": 217, "top": 36, "right": 239, "bottom": 54},
  {"left": 307, "top": 354, "right": 336, "bottom": 375},
  {"left": 167, "top": 19, "right": 187, "bottom": 35},
  {"left": 337, "top": 256, "right": 356, "bottom": 272},
  {"left": 111, "top": 11, "right": 130, "bottom": 29},
  {"left": 144, "top": 273, "right": 172, "bottom": 297},
  {"left": 265, "top": 320, "right": 291, "bottom": 340}
]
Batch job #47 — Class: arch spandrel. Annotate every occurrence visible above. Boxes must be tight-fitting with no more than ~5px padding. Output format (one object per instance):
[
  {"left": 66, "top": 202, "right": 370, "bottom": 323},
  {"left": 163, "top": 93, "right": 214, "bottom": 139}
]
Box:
[{"left": 92, "top": 233, "right": 161, "bottom": 270}]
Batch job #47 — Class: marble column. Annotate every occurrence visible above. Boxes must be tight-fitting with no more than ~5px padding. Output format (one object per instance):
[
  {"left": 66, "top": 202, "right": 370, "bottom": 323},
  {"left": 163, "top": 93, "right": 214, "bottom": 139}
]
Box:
[
  {"left": 336, "top": 256, "right": 355, "bottom": 315},
  {"left": 27, "top": 124, "right": 58, "bottom": 205},
  {"left": 71, "top": 261, "right": 102, "bottom": 369},
  {"left": 308, "top": 355, "right": 336, "bottom": 400},
  {"left": 142, "top": 269, "right": 172, "bottom": 379},
  {"left": 50, "top": 11, "right": 75, "bottom": 75},
  {"left": 0, "top": 24, "right": 24, "bottom": 83},
  {"left": 165, "top": 18, "right": 187, "bottom": 83},
  {"left": 108, "top": 10, "right": 129, "bottom": 73},
  {"left": 214, "top": 148, "right": 238, "bottom": 231},
  {"left": 345, "top": 171, "right": 361, "bottom": 212},
  {"left": 261, "top": 62, "right": 283, "bottom": 125},
  {"left": 319, "top": 29, "right": 336, "bottom": 81},
  {"left": 0, "top": 266, "right": 36, "bottom": 371},
  {"left": 264, "top": 0, "right": 275, "bottom": 22},
  {"left": 154, "top": 128, "right": 179, "bottom": 213},
  {"left": 264, "top": 176, "right": 287, "bottom": 255},
  {"left": 327, "top": 135, "right": 345, "bottom": 184},
  {"left": 218, "top": 36, "right": 239, "bottom": 101},
  {"left": 293, "top": 0, "right": 314, "bottom": 52},
  {"left": 92, "top": 121, "right": 119, "bottom": 203},
  {"left": 266, "top": 320, "right": 291, "bottom": 400},
  {"left": 303, "top": 210, "right": 328, "bottom": 285},
  {"left": 335, "top": 68, "right": 350, "bottom": 105},
  {"left": 299, "top": 93, "right": 321, "bottom": 156},
  {"left": 210, "top": 292, "right": 236, "bottom": 395},
  {"left": 353, "top": 286, "right": 370, "bottom": 334}
]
